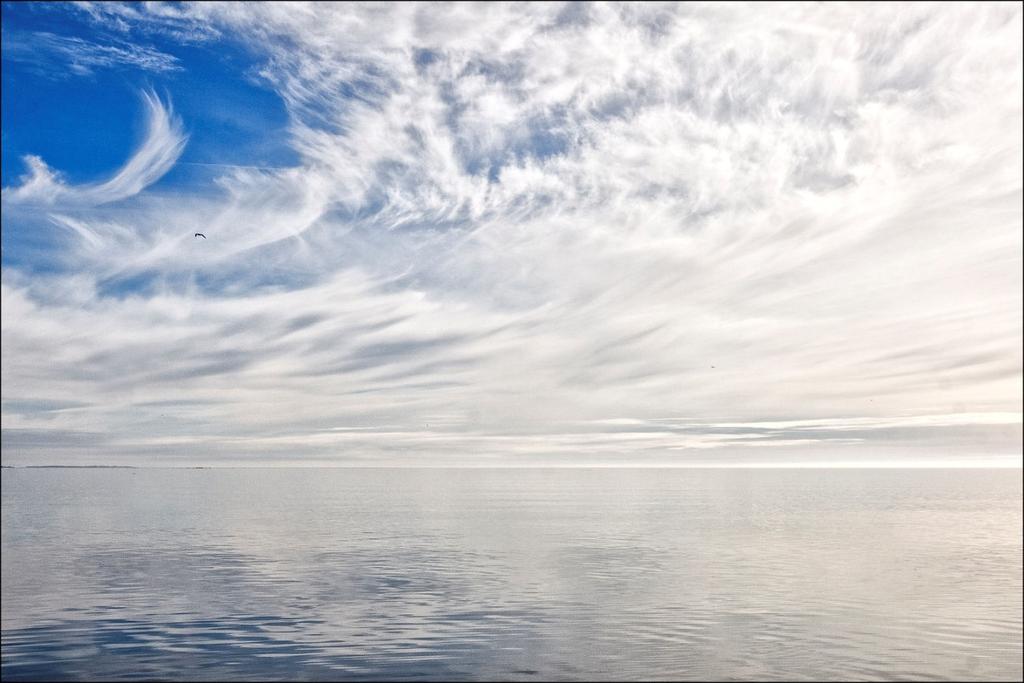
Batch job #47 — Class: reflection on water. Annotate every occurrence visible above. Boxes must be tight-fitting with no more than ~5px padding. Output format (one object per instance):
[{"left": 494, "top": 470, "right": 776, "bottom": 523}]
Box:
[{"left": 2, "top": 468, "right": 1021, "bottom": 681}]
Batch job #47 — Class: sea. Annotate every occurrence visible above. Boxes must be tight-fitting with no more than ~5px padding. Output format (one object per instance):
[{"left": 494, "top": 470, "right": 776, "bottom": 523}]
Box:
[{"left": 2, "top": 467, "right": 1021, "bottom": 681}]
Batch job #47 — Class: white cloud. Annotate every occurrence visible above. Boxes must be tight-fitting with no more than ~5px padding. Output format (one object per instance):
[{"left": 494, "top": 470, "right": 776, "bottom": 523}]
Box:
[
  {"left": 1, "top": 2, "right": 1021, "bottom": 465},
  {"left": 2, "top": 91, "right": 187, "bottom": 207},
  {"left": 1, "top": 30, "right": 183, "bottom": 75}
]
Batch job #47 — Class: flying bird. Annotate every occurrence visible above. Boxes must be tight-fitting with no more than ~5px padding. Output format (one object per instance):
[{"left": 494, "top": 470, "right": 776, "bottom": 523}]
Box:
[{"left": 194, "top": 233, "right": 206, "bottom": 239}]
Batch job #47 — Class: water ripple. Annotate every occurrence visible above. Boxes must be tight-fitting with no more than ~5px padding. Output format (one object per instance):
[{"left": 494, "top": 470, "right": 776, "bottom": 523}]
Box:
[{"left": 2, "top": 468, "right": 1021, "bottom": 680}]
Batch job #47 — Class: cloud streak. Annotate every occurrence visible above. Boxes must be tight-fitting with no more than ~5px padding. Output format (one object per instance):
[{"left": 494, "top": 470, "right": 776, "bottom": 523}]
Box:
[
  {"left": 2, "top": 30, "right": 182, "bottom": 76},
  {"left": 3, "top": 91, "right": 187, "bottom": 207},
  {"left": 1, "top": 2, "right": 1021, "bottom": 466}
]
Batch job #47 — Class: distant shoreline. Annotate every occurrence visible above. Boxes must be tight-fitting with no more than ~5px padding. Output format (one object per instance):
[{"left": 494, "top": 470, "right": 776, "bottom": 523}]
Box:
[
  {"left": 1, "top": 464, "right": 137, "bottom": 469},
  {"left": 2, "top": 465, "right": 207, "bottom": 469}
]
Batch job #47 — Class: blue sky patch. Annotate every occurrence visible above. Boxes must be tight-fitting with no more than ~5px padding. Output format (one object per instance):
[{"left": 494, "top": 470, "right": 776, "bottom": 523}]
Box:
[{"left": 1, "top": 2, "right": 296, "bottom": 191}]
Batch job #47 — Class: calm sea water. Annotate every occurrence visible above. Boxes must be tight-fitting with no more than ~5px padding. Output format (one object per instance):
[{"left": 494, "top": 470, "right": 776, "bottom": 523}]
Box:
[{"left": 2, "top": 467, "right": 1021, "bottom": 681}]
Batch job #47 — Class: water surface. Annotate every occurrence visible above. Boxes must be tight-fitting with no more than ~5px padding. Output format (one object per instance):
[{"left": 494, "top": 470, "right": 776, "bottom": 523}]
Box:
[{"left": 2, "top": 467, "right": 1021, "bottom": 680}]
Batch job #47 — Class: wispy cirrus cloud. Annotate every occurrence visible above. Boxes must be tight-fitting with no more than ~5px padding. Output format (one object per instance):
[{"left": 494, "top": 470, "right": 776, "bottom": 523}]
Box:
[
  {"left": 70, "top": 1, "right": 222, "bottom": 43},
  {"left": 1, "top": 2, "right": 1021, "bottom": 466},
  {"left": 2, "top": 90, "right": 187, "bottom": 207},
  {"left": 2, "top": 29, "right": 182, "bottom": 76}
]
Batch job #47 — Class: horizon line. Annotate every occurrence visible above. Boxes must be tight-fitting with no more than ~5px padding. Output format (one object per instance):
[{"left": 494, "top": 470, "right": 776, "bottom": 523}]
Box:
[{"left": 3, "top": 463, "right": 1021, "bottom": 470}]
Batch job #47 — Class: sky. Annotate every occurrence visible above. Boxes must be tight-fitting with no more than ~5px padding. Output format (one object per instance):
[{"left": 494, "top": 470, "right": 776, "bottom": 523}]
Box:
[{"left": 1, "top": 1, "right": 1021, "bottom": 467}]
